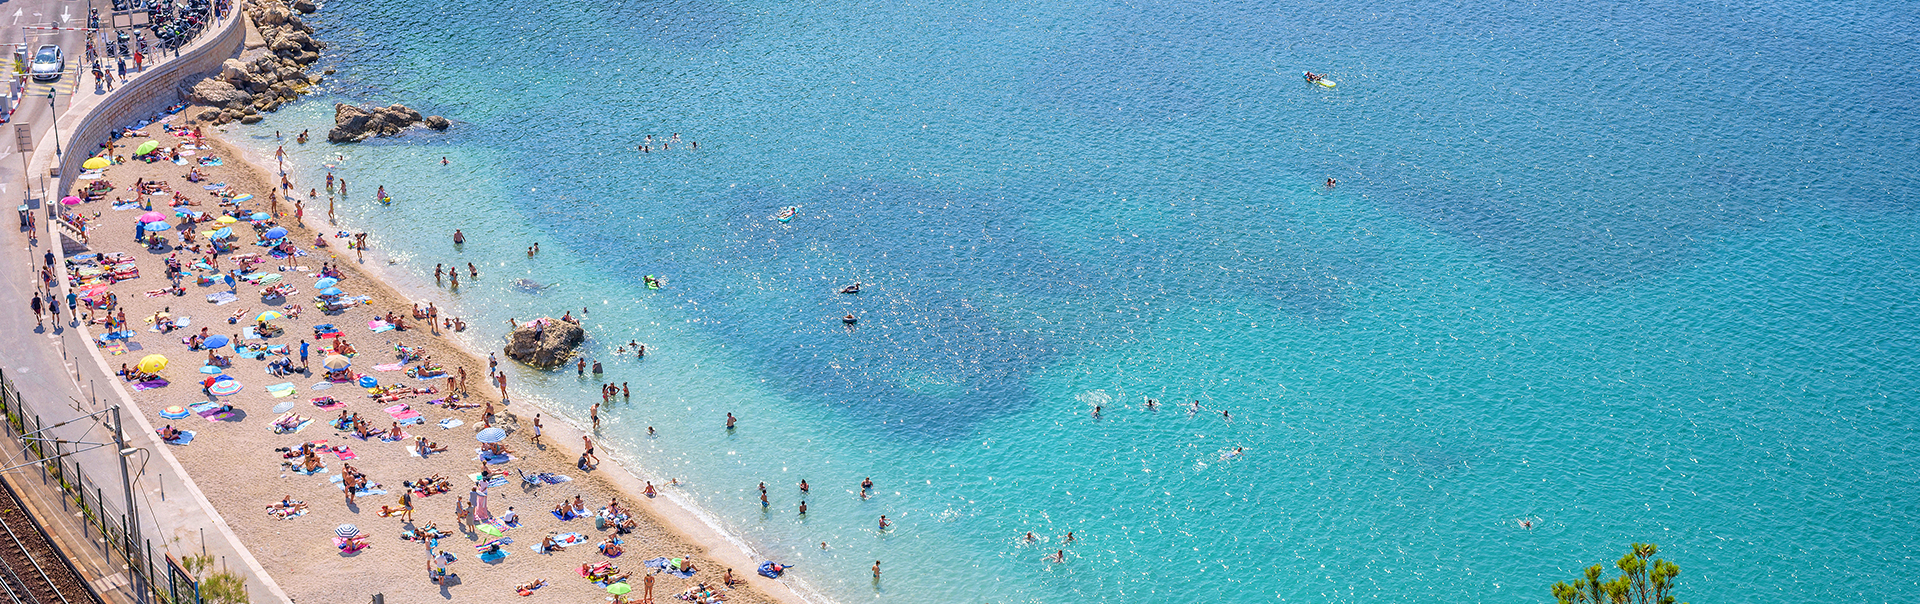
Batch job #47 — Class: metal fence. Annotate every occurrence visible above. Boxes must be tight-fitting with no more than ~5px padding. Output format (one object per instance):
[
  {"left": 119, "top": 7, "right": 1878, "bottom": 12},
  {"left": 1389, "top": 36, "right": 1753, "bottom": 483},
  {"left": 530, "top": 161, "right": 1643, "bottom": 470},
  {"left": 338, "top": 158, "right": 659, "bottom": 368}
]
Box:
[{"left": 0, "top": 369, "right": 198, "bottom": 604}]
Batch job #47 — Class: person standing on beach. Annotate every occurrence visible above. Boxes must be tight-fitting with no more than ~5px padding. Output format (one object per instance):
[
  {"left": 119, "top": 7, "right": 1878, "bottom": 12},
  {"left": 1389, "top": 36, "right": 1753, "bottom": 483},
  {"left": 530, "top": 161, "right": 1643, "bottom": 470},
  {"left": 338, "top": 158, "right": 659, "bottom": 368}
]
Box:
[
  {"left": 299, "top": 340, "right": 309, "bottom": 371},
  {"left": 582, "top": 436, "right": 598, "bottom": 465},
  {"left": 399, "top": 489, "right": 414, "bottom": 522},
  {"left": 530, "top": 414, "right": 542, "bottom": 445}
]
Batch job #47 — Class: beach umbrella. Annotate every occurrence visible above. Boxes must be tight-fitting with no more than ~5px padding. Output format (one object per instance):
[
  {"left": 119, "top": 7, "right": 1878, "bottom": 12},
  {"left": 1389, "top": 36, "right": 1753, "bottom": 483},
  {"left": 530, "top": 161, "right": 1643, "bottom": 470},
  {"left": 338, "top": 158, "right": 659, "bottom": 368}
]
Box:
[
  {"left": 475, "top": 428, "right": 507, "bottom": 444},
  {"left": 134, "top": 140, "right": 160, "bottom": 156},
  {"left": 211, "top": 227, "right": 233, "bottom": 239},
  {"left": 136, "top": 354, "right": 169, "bottom": 373},
  {"left": 476, "top": 524, "right": 503, "bottom": 537},
  {"left": 257, "top": 311, "right": 285, "bottom": 322},
  {"left": 215, "top": 216, "right": 238, "bottom": 224},
  {"left": 264, "top": 227, "right": 289, "bottom": 239},
  {"left": 272, "top": 401, "right": 297, "bottom": 414},
  {"left": 61, "top": 195, "right": 82, "bottom": 205},
  {"left": 138, "top": 211, "right": 167, "bottom": 223},
  {"left": 208, "top": 381, "right": 242, "bottom": 396},
  {"left": 257, "top": 274, "right": 282, "bottom": 284},
  {"left": 319, "top": 287, "right": 344, "bottom": 297},
  {"left": 203, "top": 335, "right": 230, "bottom": 349},
  {"left": 250, "top": 212, "right": 271, "bottom": 221},
  {"left": 313, "top": 277, "right": 338, "bottom": 289},
  {"left": 323, "top": 355, "right": 351, "bottom": 370},
  {"left": 335, "top": 524, "right": 360, "bottom": 538},
  {"left": 607, "top": 583, "right": 632, "bottom": 595},
  {"left": 82, "top": 157, "right": 111, "bottom": 170},
  {"left": 143, "top": 221, "right": 172, "bottom": 232}
]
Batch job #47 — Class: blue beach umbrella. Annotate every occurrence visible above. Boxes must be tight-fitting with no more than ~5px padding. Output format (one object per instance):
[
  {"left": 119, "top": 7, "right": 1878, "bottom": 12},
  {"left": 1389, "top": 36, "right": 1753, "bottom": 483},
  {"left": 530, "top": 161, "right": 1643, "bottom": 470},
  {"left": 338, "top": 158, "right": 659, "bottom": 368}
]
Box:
[
  {"left": 250, "top": 212, "right": 271, "bottom": 221},
  {"left": 319, "top": 287, "right": 344, "bottom": 297},
  {"left": 313, "top": 277, "right": 338, "bottom": 289},
  {"left": 211, "top": 227, "right": 233, "bottom": 239},
  {"left": 264, "top": 227, "right": 289, "bottom": 240},
  {"left": 143, "top": 221, "right": 172, "bottom": 232},
  {"left": 203, "top": 335, "right": 230, "bottom": 349}
]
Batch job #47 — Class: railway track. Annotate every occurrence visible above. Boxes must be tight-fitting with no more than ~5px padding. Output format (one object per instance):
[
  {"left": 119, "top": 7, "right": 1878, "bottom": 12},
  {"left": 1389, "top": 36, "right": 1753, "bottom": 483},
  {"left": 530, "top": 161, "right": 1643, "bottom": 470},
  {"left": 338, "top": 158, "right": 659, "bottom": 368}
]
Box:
[{"left": 0, "top": 478, "right": 100, "bottom": 604}]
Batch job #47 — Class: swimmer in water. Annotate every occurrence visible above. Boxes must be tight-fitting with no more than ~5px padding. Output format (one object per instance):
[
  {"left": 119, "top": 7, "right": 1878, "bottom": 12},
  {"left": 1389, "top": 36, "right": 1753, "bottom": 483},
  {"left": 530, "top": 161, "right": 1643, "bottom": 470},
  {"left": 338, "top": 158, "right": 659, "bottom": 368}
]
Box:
[
  {"left": 1047, "top": 550, "right": 1066, "bottom": 563},
  {"left": 647, "top": 426, "right": 656, "bottom": 437},
  {"left": 1189, "top": 401, "right": 1202, "bottom": 414},
  {"left": 1326, "top": 177, "right": 1337, "bottom": 187},
  {"left": 441, "top": 157, "right": 449, "bottom": 165},
  {"left": 878, "top": 515, "right": 891, "bottom": 530},
  {"left": 1092, "top": 404, "right": 1101, "bottom": 417},
  {"left": 1222, "top": 410, "right": 1231, "bottom": 422},
  {"left": 1022, "top": 532, "right": 1037, "bottom": 543},
  {"left": 1145, "top": 397, "right": 1159, "bottom": 410},
  {"left": 1062, "top": 532, "right": 1075, "bottom": 544}
]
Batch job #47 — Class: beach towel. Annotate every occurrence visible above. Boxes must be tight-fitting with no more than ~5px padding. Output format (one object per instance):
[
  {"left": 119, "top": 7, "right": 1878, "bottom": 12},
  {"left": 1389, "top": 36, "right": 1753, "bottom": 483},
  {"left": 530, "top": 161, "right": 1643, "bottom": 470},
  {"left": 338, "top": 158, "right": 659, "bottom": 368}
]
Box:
[
  {"left": 98, "top": 330, "right": 136, "bottom": 342},
  {"left": 101, "top": 344, "right": 129, "bottom": 356},
  {"left": 379, "top": 431, "right": 411, "bottom": 442},
  {"left": 372, "top": 363, "right": 404, "bottom": 372},
  {"left": 133, "top": 379, "right": 169, "bottom": 391},
  {"left": 550, "top": 509, "right": 579, "bottom": 521},
  {"left": 395, "top": 415, "right": 424, "bottom": 426},
  {"left": 644, "top": 557, "right": 698, "bottom": 578},
  {"left": 266, "top": 382, "right": 297, "bottom": 397},
  {"left": 328, "top": 475, "right": 388, "bottom": 496},
  {"left": 531, "top": 533, "right": 587, "bottom": 553},
  {"left": 311, "top": 397, "right": 343, "bottom": 409},
  {"left": 437, "top": 418, "right": 463, "bottom": 430},
  {"left": 310, "top": 382, "right": 333, "bottom": 390},
  {"left": 332, "top": 447, "right": 357, "bottom": 460},
  {"left": 368, "top": 320, "right": 395, "bottom": 333},
  {"left": 161, "top": 430, "right": 195, "bottom": 445},
  {"left": 291, "top": 464, "right": 326, "bottom": 475},
  {"left": 272, "top": 419, "right": 313, "bottom": 434},
  {"left": 475, "top": 450, "right": 512, "bottom": 465},
  {"left": 206, "top": 291, "right": 238, "bottom": 305}
]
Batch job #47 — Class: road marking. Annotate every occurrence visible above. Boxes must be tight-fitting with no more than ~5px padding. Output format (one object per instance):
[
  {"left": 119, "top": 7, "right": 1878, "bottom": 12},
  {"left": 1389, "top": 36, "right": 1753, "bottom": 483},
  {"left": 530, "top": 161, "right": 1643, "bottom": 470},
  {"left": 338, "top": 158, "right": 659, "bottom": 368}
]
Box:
[{"left": 59, "top": 7, "right": 70, "bottom": 23}]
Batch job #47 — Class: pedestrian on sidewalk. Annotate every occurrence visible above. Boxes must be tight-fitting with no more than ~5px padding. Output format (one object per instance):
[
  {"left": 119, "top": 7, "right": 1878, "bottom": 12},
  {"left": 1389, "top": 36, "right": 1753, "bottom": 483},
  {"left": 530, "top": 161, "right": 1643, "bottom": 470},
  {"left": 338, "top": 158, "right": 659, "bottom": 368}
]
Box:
[{"left": 30, "top": 296, "right": 43, "bottom": 327}]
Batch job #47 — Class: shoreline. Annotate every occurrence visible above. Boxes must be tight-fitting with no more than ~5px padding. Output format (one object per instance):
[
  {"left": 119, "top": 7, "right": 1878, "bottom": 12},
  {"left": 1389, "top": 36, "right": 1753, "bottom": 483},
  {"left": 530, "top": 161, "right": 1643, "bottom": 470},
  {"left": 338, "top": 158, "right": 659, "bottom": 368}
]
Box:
[
  {"left": 216, "top": 122, "right": 828, "bottom": 604},
  {"left": 73, "top": 105, "right": 813, "bottom": 603}
]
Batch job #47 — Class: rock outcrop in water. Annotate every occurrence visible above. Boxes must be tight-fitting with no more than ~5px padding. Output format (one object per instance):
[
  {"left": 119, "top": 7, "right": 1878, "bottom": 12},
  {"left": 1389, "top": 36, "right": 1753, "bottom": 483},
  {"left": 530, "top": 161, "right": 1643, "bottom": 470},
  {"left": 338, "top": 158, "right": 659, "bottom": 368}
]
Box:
[
  {"left": 327, "top": 103, "right": 448, "bottom": 143},
  {"left": 180, "top": 0, "right": 326, "bottom": 125},
  {"left": 503, "top": 317, "right": 585, "bottom": 369}
]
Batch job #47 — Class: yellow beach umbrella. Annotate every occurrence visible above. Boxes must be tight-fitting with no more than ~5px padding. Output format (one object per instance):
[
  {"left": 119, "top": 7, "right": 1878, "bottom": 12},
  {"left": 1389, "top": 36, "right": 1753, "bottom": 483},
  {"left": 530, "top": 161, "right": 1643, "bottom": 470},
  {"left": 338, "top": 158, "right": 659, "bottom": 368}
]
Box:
[
  {"left": 82, "top": 157, "right": 111, "bottom": 170},
  {"left": 215, "top": 216, "right": 238, "bottom": 224},
  {"left": 322, "top": 355, "right": 351, "bottom": 371},
  {"left": 257, "top": 311, "right": 285, "bottom": 322},
  {"left": 136, "top": 354, "right": 169, "bottom": 373}
]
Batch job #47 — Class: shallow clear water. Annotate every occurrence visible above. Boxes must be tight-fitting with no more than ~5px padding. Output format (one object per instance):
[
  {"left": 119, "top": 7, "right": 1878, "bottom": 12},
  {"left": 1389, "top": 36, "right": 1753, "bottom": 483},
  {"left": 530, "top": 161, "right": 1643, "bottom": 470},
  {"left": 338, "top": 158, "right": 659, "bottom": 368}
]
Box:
[{"left": 238, "top": 0, "right": 1920, "bottom": 601}]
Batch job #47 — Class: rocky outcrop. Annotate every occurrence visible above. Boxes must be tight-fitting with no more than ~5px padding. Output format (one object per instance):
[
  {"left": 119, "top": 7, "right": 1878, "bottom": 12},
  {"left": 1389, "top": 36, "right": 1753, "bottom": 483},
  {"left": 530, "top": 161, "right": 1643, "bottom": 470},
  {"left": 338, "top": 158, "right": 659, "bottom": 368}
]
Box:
[
  {"left": 327, "top": 103, "right": 447, "bottom": 142},
  {"left": 178, "top": 0, "right": 326, "bottom": 125},
  {"left": 503, "top": 318, "right": 585, "bottom": 369}
]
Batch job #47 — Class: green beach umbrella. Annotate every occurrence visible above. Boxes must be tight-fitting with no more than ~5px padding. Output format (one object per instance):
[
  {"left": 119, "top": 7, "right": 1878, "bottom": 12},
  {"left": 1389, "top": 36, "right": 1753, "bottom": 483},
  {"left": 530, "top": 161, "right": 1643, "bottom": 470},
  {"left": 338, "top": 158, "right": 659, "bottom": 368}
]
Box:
[
  {"left": 606, "top": 583, "right": 632, "bottom": 595},
  {"left": 477, "top": 524, "right": 502, "bottom": 537},
  {"left": 134, "top": 140, "right": 160, "bottom": 156}
]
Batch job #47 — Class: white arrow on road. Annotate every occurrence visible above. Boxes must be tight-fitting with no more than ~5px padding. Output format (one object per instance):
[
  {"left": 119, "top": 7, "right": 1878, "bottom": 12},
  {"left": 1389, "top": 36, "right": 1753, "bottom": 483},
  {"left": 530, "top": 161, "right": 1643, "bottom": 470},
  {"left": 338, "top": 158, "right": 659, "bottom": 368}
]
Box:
[
  {"left": 12, "top": 8, "right": 23, "bottom": 25},
  {"left": 60, "top": 7, "right": 72, "bottom": 23}
]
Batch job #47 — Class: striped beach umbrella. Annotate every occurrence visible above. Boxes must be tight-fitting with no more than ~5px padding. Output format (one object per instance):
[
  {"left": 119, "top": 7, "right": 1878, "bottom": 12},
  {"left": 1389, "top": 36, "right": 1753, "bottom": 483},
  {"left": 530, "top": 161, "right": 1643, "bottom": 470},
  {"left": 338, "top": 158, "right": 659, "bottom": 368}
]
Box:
[
  {"left": 208, "top": 381, "right": 242, "bottom": 396},
  {"left": 475, "top": 428, "right": 507, "bottom": 444},
  {"left": 143, "top": 221, "right": 172, "bottom": 232},
  {"left": 335, "top": 524, "right": 360, "bottom": 538},
  {"left": 257, "top": 311, "right": 285, "bottom": 322},
  {"left": 323, "top": 355, "right": 351, "bottom": 371}
]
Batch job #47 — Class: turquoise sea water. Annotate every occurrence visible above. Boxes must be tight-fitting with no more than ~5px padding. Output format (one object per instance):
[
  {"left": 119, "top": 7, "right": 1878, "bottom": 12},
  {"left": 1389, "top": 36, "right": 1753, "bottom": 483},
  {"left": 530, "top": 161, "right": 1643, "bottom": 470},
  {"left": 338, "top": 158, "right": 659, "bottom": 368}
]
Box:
[{"left": 238, "top": 0, "right": 1919, "bottom": 601}]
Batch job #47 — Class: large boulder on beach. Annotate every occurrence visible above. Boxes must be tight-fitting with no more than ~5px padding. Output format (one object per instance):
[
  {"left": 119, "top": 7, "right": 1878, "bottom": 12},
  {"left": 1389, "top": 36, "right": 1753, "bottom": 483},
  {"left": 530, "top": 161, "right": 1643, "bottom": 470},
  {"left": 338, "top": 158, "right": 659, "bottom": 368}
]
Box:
[
  {"left": 504, "top": 318, "right": 585, "bottom": 369},
  {"left": 182, "top": 78, "right": 252, "bottom": 109},
  {"left": 328, "top": 103, "right": 442, "bottom": 143}
]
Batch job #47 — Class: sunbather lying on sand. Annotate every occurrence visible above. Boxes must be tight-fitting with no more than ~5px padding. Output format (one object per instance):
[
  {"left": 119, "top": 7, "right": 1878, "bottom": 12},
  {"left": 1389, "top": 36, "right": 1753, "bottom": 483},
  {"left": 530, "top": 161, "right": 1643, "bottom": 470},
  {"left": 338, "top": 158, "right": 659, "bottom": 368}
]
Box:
[{"left": 515, "top": 579, "right": 546, "bottom": 596}]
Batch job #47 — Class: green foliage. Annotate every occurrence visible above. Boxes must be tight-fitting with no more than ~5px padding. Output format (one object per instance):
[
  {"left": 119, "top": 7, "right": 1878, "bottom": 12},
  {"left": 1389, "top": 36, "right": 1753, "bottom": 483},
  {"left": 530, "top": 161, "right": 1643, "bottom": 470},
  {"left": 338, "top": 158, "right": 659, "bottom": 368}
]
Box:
[
  {"left": 199, "top": 570, "right": 250, "bottom": 604},
  {"left": 1551, "top": 543, "right": 1685, "bottom": 604},
  {"left": 180, "top": 553, "right": 248, "bottom": 604}
]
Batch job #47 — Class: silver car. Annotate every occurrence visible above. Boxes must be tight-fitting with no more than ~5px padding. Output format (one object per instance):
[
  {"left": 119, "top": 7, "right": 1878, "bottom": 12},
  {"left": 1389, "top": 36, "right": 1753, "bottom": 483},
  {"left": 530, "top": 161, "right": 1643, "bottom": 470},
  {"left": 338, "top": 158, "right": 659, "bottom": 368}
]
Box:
[{"left": 29, "top": 44, "right": 63, "bottom": 81}]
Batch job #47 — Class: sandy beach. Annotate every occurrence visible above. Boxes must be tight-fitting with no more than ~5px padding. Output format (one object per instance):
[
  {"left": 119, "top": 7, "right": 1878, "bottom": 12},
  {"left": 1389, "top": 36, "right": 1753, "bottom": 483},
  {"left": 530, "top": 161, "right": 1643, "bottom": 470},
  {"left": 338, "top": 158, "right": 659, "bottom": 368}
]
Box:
[{"left": 59, "top": 108, "right": 802, "bottom": 604}]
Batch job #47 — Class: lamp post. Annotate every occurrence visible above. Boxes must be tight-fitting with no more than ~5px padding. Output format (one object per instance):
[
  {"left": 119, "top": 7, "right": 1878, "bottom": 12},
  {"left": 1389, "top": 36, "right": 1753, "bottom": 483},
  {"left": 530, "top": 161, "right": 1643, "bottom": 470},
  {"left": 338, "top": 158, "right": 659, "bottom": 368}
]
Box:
[
  {"left": 111, "top": 405, "right": 147, "bottom": 604},
  {"left": 48, "top": 89, "right": 61, "bottom": 157}
]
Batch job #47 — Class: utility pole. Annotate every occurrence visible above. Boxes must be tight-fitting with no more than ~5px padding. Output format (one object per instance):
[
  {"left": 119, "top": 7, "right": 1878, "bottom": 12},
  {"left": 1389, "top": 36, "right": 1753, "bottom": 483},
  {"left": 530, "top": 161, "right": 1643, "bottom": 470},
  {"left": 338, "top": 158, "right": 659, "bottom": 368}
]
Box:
[{"left": 111, "top": 405, "right": 145, "bottom": 604}]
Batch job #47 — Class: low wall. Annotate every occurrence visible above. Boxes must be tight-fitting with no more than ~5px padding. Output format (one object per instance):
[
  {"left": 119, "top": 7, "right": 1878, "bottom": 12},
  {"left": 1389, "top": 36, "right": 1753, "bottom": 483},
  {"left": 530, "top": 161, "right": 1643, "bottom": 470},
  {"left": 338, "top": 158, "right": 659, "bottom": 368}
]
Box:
[{"left": 53, "top": 6, "right": 248, "bottom": 198}]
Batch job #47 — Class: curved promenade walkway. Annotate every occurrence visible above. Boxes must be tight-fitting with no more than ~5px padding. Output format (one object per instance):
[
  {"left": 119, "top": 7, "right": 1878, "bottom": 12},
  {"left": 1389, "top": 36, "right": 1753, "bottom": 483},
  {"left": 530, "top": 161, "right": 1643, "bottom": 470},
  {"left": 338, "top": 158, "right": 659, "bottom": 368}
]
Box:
[{"left": 1, "top": 4, "right": 290, "bottom": 602}]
